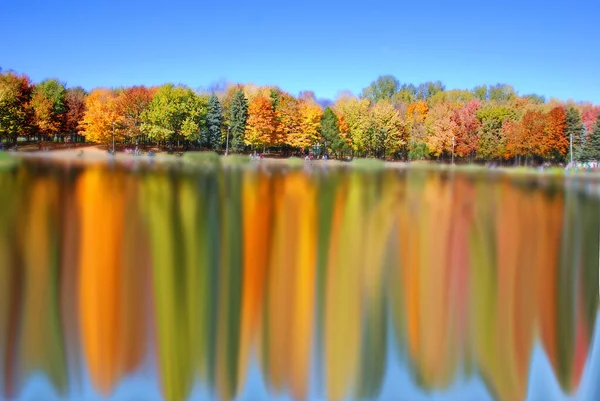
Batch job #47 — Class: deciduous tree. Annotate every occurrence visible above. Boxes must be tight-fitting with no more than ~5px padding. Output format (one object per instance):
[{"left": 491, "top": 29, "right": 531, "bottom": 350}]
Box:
[
  {"left": 245, "top": 95, "right": 278, "bottom": 149},
  {"left": 334, "top": 95, "right": 372, "bottom": 154},
  {"left": 65, "top": 87, "right": 87, "bottom": 138},
  {"left": 543, "top": 106, "right": 567, "bottom": 159},
  {"left": 425, "top": 102, "right": 457, "bottom": 157},
  {"left": 30, "top": 79, "right": 66, "bottom": 141},
  {"left": 0, "top": 72, "right": 33, "bottom": 144},
  {"left": 476, "top": 105, "right": 516, "bottom": 159},
  {"left": 361, "top": 75, "right": 399, "bottom": 103},
  {"left": 296, "top": 99, "right": 322, "bottom": 149},
  {"left": 80, "top": 88, "right": 122, "bottom": 145},
  {"left": 116, "top": 86, "right": 153, "bottom": 144},
  {"left": 453, "top": 99, "right": 481, "bottom": 158},
  {"left": 371, "top": 101, "right": 404, "bottom": 157}
]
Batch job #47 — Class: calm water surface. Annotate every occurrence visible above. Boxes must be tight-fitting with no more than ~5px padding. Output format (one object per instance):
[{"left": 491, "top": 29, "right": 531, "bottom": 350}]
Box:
[{"left": 0, "top": 159, "right": 599, "bottom": 401}]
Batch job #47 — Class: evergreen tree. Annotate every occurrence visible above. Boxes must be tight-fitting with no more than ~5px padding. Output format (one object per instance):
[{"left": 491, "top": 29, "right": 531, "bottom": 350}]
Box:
[
  {"left": 320, "top": 107, "right": 346, "bottom": 157},
  {"left": 229, "top": 89, "right": 248, "bottom": 153},
  {"left": 206, "top": 93, "right": 223, "bottom": 150},
  {"left": 565, "top": 107, "right": 585, "bottom": 162},
  {"left": 580, "top": 114, "right": 600, "bottom": 162}
]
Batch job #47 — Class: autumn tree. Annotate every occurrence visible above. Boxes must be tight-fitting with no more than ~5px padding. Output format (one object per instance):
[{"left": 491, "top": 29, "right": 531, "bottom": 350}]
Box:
[
  {"left": 453, "top": 99, "right": 481, "bottom": 159},
  {"left": 334, "top": 95, "right": 371, "bottom": 155},
  {"left": 580, "top": 104, "right": 600, "bottom": 135},
  {"left": 476, "top": 104, "right": 516, "bottom": 159},
  {"left": 246, "top": 95, "right": 278, "bottom": 150},
  {"left": 542, "top": 106, "right": 567, "bottom": 159},
  {"left": 206, "top": 93, "right": 223, "bottom": 150},
  {"left": 370, "top": 101, "right": 404, "bottom": 158},
  {"left": 64, "top": 87, "right": 87, "bottom": 141},
  {"left": 425, "top": 102, "right": 457, "bottom": 157},
  {"left": 295, "top": 99, "right": 322, "bottom": 149},
  {"left": 520, "top": 109, "right": 547, "bottom": 161},
  {"left": 80, "top": 88, "right": 122, "bottom": 146},
  {"left": 229, "top": 89, "right": 248, "bottom": 153},
  {"left": 0, "top": 72, "right": 33, "bottom": 144},
  {"left": 116, "top": 86, "right": 153, "bottom": 145},
  {"left": 276, "top": 92, "right": 300, "bottom": 148},
  {"left": 404, "top": 101, "right": 429, "bottom": 159},
  {"left": 503, "top": 120, "right": 525, "bottom": 161},
  {"left": 30, "top": 79, "right": 66, "bottom": 143}
]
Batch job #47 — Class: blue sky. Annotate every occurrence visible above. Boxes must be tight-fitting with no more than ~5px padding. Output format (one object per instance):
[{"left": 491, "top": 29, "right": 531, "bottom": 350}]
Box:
[{"left": 1, "top": 0, "right": 598, "bottom": 102}]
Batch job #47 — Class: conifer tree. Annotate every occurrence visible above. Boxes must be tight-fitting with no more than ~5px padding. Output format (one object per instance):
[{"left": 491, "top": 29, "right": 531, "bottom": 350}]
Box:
[
  {"left": 580, "top": 113, "right": 600, "bottom": 162},
  {"left": 206, "top": 93, "right": 222, "bottom": 150},
  {"left": 229, "top": 89, "right": 248, "bottom": 153},
  {"left": 565, "top": 107, "right": 584, "bottom": 162}
]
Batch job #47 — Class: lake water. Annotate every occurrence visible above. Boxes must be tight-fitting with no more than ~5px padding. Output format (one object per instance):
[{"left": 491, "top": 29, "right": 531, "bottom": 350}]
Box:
[{"left": 0, "top": 158, "right": 599, "bottom": 401}]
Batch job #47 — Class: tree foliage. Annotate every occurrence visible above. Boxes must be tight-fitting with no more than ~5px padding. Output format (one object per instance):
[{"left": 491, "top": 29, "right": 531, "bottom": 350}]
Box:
[
  {"left": 246, "top": 95, "right": 278, "bottom": 148},
  {"left": 80, "top": 89, "right": 122, "bottom": 144},
  {"left": 206, "top": 93, "right": 223, "bottom": 150},
  {"left": 116, "top": 86, "right": 153, "bottom": 142},
  {"left": 361, "top": 75, "right": 400, "bottom": 103},
  {"left": 31, "top": 79, "right": 66, "bottom": 138},
  {"left": 320, "top": 107, "right": 347, "bottom": 156},
  {"left": 229, "top": 89, "right": 248, "bottom": 153},
  {"left": 0, "top": 72, "right": 33, "bottom": 143},
  {"left": 65, "top": 87, "right": 87, "bottom": 135},
  {"left": 579, "top": 114, "right": 600, "bottom": 162}
]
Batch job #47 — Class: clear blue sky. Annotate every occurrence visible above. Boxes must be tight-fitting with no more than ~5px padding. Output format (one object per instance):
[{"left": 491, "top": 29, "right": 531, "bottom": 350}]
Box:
[{"left": 1, "top": 0, "right": 599, "bottom": 103}]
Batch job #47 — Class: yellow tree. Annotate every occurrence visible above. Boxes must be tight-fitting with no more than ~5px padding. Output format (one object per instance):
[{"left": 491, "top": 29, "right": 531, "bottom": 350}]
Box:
[
  {"left": 245, "top": 95, "right": 279, "bottom": 150},
  {"left": 371, "top": 100, "right": 405, "bottom": 157},
  {"left": 79, "top": 89, "right": 123, "bottom": 145},
  {"left": 292, "top": 99, "right": 322, "bottom": 149},
  {"left": 334, "top": 95, "right": 371, "bottom": 154},
  {"left": 277, "top": 92, "right": 300, "bottom": 147}
]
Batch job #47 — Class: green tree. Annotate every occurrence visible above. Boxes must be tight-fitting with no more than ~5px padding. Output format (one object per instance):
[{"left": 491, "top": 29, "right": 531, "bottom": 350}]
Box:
[
  {"left": 206, "top": 93, "right": 223, "bottom": 150},
  {"left": 361, "top": 75, "right": 399, "bottom": 103},
  {"left": 416, "top": 81, "right": 445, "bottom": 101},
  {"left": 229, "top": 89, "right": 248, "bottom": 153},
  {"left": 320, "top": 107, "right": 347, "bottom": 157},
  {"left": 141, "top": 84, "right": 206, "bottom": 150},
  {"left": 488, "top": 84, "right": 516, "bottom": 102},
  {"left": 579, "top": 114, "right": 600, "bottom": 162},
  {"left": 565, "top": 107, "right": 585, "bottom": 162}
]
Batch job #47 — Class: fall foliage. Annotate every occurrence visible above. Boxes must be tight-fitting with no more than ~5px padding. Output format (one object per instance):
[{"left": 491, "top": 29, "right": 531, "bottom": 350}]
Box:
[{"left": 1, "top": 69, "right": 600, "bottom": 162}]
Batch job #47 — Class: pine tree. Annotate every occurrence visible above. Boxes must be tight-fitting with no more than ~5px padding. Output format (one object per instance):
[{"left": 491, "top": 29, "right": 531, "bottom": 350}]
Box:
[
  {"left": 206, "top": 93, "right": 222, "bottom": 150},
  {"left": 229, "top": 89, "right": 248, "bottom": 153},
  {"left": 565, "top": 107, "right": 585, "bottom": 162}
]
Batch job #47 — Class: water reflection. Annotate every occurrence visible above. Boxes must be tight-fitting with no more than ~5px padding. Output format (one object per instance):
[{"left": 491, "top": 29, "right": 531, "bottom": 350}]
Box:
[{"left": 0, "top": 161, "right": 598, "bottom": 401}]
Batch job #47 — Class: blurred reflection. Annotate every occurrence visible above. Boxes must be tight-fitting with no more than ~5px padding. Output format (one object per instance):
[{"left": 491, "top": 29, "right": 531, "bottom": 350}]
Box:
[{"left": 0, "top": 161, "right": 598, "bottom": 401}]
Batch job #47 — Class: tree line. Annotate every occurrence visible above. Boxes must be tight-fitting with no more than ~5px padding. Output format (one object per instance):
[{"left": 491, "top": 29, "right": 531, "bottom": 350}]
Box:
[{"left": 1, "top": 70, "right": 600, "bottom": 163}]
